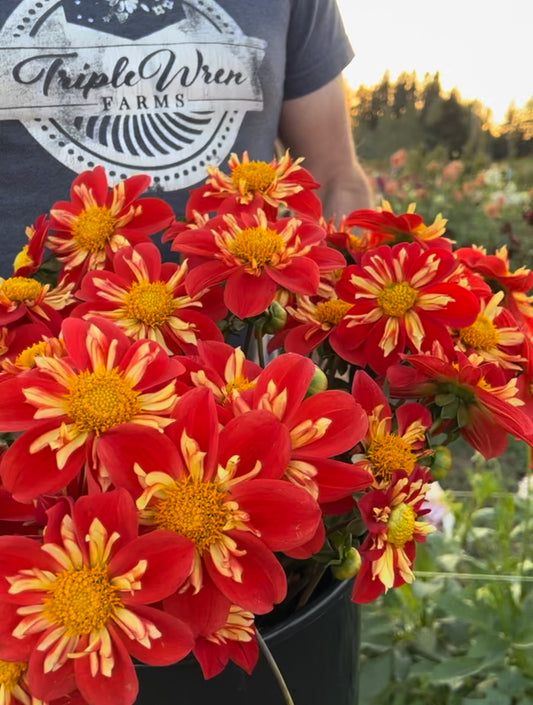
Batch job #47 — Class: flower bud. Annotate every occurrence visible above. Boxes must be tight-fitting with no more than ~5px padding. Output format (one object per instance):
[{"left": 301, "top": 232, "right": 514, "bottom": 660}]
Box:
[
  {"left": 331, "top": 547, "right": 362, "bottom": 580},
  {"left": 431, "top": 445, "right": 453, "bottom": 480},
  {"left": 261, "top": 301, "right": 288, "bottom": 334},
  {"left": 305, "top": 366, "right": 328, "bottom": 397}
]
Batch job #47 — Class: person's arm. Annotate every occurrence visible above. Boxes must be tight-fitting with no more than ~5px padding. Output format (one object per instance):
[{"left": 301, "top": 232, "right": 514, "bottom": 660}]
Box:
[{"left": 278, "top": 75, "right": 373, "bottom": 222}]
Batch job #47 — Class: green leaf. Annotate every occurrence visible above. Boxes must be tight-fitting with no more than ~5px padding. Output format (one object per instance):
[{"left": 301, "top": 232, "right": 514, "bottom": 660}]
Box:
[
  {"left": 430, "top": 656, "right": 487, "bottom": 682},
  {"left": 359, "top": 651, "right": 393, "bottom": 701}
]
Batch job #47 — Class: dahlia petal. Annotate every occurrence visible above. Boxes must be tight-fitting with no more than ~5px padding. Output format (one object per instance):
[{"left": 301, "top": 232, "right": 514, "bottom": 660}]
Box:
[
  {"left": 224, "top": 269, "right": 277, "bottom": 319},
  {"left": 0, "top": 423, "right": 85, "bottom": 502},
  {"left": 193, "top": 637, "right": 230, "bottom": 679},
  {"left": 252, "top": 353, "right": 316, "bottom": 426},
  {"left": 351, "top": 370, "right": 390, "bottom": 417},
  {"left": 283, "top": 521, "right": 326, "bottom": 559},
  {"left": 97, "top": 426, "right": 183, "bottom": 493},
  {"left": 218, "top": 411, "right": 291, "bottom": 480},
  {"left": 231, "top": 479, "right": 321, "bottom": 550},
  {"left": 166, "top": 387, "right": 219, "bottom": 479},
  {"left": 205, "top": 532, "right": 286, "bottom": 614},
  {"left": 73, "top": 631, "right": 138, "bottom": 705},
  {"left": 290, "top": 391, "right": 369, "bottom": 456},
  {"left": 28, "top": 641, "right": 77, "bottom": 701},
  {"left": 163, "top": 572, "right": 231, "bottom": 637},
  {"left": 295, "top": 456, "right": 373, "bottom": 503},
  {"left": 71, "top": 489, "right": 138, "bottom": 553},
  {"left": 119, "top": 198, "right": 174, "bottom": 236},
  {"left": 0, "top": 377, "right": 40, "bottom": 431},
  {"left": 0, "top": 600, "right": 37, "bottom": 659},
  {"left": 110, "top": 530, "right": 195, "bottom": 604},
  {"left": 184, "top": 260, "right": 232, "bottom": 298},
  {"left": 112, "top": 604, "right": 193, "bottom": 666},
  {"left": 266, "top": 258, "right": 320, "bottom": 296}
]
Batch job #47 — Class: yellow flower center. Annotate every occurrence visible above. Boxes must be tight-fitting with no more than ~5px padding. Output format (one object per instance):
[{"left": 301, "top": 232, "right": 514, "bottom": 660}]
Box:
[
  {"left": 15, "top": 341, "right": 49, "bottom": 369},
  {"left": 377, "top": 282, "right": 418, "bottom": 317},
  {"left": 1, "top": 276, "right": 43, "bottom": 302},
  {"left": 229, "top": 227, "right": 285, "bottom": 268},
  {"left": 66, "top": 368, "right": 141, "bottom": 434},
  {"left": 231, "top": 161, "right": 277, "bottom": 194},
  {"left": 367, "top": 433, "right": 417, "bottom": 485},
  {"left": 71, "top": 206, "right": 116, "bottom": 252},
  {"left": 153, "top": 478, "right": 230, "bottom": 555},
  {"left": 314, "top": 300, "right": 352, "bottom": 326},
  {"left": 0, "top": 660, "right": 27, "bottom": 692},
  {"left": 387, "top": 503, "right": 416, "bottom": 547},
  {"left": 124, "top": 280, "right": 176, "bottom": 328},
  {"left": 459, "top": 315, "right": 500, "bottom": 350},
  {"left": 43, "top": 566, "right": 123, "bottom": 637},
  {"left": 225, "top": 376, "right": 257, "bottom": 397}
]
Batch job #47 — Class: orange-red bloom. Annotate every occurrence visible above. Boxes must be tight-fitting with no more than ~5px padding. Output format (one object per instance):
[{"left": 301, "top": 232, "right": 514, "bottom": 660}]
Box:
[
  {"left": 0, "top": 491, "right": 194, "bottom": 705},
  {"left": 72, "top": 243, "right": 225, "bottom": 355},
  {"left": 173, "top": 209, "right": 344, "bottom": 319},
  {"left": 102, "top": 387, "right": 322, "bottom": 614},
  {"left": 352, "top": 467, "right": 434, "bottom": 603},
  {"left": 387, "top": 345, "right": 533, "bottom": 459},
  {"left": 351, "top": 371, "right": 432, "bottom": 489},
  {"left": 185, "top": 150, "right": 322, "bottom": 221},
  {"left": 0, "top": 317, "right": 183, "bottom": 501},
  {"left": 334, "top": 243, "right": 480, "bottom": 375},
  {"left": 48, "top": 167, "right": 174, "bottom": 277},
  {"left": 345, "top": 201, "right": 452, "bottom": 250}
]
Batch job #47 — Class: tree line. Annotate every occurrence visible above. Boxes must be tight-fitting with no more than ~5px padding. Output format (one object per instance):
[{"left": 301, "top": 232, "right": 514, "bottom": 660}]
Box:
[{"left": 347, "top": 71, "right": 533, "bottom": 162}]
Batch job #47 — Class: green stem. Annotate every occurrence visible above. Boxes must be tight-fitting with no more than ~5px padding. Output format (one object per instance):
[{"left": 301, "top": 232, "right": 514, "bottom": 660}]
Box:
[
  {"left": 243, "top": 321, "right": 254, "bottom": 358},
  {"left": 256, "top": 324, "right": 266, "bottom": 368},
  {"left": 256, "top": 631, "right": 296, "bottom": 705},
  {"left": 295, "top": 563, "right": 328, "bottom": 609},
  {"left": 519, "top": 444, "right": 532, "bottom": 588}
]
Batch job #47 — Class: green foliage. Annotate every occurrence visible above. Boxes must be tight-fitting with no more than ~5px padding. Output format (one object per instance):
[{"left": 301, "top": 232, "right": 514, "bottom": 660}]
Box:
[
  {"left": 361, "top": 148, "right": 533, "bottom": 271},
  {"left": 358, "top": 454, "right": 533, "bottom": 705},
  {"left": 349, "top": 71, "right": 533, "bottom": 163}
]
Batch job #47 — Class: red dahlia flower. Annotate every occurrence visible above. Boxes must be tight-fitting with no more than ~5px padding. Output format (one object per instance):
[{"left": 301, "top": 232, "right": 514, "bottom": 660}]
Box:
[
  {"left": 456, "top": 245, "right": 533, "bottom": 336},
  {"left": 185, "top": 150, "right": 322, "bottom": 220},
  {"left": 387, "top": 345, "right": 533, "bottom": 459},
  {"left": 164, "top": 573, "right": 258, "bottom": 679},
  {"left": 454, "top": 291, "right": 525, "bottom": 369},
  {"left": 345, "top": 201, "right": 452, "bottom": 249},
  {"left": 270, "top": 292, "right": 354, "bottom": 355},
  {"left": 0, "top": 275, "right": 74, "bottom": 336},
  {"left": 352, "top": 467, "right": 434, "bottom": 603},
  {"left": 351, "top": 370, "right": 432, "bottom": 489},
  {"left": 48, "top": 167, "right": 174, "bottom": 276},
  {"left": 72, "top": 242, "right": 225, "bottom": 355},
  {"left": 12, "top": 214, "right": 49, "bottom": 277},
  {"left": 0, "top": 490, "right": 195, "bottom": 705},
  {"left": 232, "top": 354, "right": 372, "bottom": 510},
  {"left": 334, "top": 242, "right": 480, "bottom": 375},
  {"left": 173, "top": 209, "right": 344, "bottom": 319},
  {"left": 0, "top": 317, "right": 182, "bottom": 501},
  {"left": 103, "top": 387, "right": 322, "bottom": 614},
  {"left": 175, "top": 340, "right": 262, "bottom": 423}
]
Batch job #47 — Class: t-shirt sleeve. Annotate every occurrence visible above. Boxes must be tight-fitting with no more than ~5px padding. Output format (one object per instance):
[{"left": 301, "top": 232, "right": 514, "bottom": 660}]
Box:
[{"left": 283, "top": 0, "right": 354, "bottom": 100}]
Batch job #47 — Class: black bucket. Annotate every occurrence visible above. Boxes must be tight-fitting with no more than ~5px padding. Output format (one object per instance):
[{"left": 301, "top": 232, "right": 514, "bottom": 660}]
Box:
[{"left": 135, "top": 578, "right": 360, "bottom": 705}]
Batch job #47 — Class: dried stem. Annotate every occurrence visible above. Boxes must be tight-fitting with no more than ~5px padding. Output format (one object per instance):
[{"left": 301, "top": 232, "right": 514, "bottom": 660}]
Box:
[{"left": 256, "top": 630, "right": 296, "bottom": 705}]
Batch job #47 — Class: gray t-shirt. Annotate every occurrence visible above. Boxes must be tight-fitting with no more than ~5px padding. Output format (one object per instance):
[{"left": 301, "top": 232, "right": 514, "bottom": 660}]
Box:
[{"left": 0, "top": 0, "right": 353, "bottom": 275}]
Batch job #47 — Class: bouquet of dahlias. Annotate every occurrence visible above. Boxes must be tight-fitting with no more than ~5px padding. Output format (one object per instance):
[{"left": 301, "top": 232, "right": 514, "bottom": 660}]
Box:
[{"left": 1, "top": 153, "right": 532, "bottom": 705}]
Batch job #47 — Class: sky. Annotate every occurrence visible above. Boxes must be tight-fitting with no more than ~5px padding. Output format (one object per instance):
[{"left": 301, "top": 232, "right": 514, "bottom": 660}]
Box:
[{"left": 337, "top": 0, "right": 532, "bottom": 124}]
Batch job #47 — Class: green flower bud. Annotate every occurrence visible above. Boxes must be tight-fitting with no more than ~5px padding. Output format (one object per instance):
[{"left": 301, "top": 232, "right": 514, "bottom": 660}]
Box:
[
  {"left": 431, "top": 445, "right": 453, "bottom": 480},
  {"left": 331, "top": 547, "right": 362, "bottom": 580},
  {"left": 261, "top": 301, "right": 288, "bottom": 334},
  {"left": 305, "top": 366, "right": 329, "bottom": 397}
]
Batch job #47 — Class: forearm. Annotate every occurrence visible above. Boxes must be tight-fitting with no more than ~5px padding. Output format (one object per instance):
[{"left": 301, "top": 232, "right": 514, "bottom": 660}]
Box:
[{"left": 279, "top": 76, "right": 373, "bottom": 224}]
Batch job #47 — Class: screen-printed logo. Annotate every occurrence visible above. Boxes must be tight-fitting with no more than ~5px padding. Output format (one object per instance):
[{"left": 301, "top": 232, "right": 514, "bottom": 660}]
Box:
[{"left": 0, "top": 0, "right": 265, "bottom": 189}]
